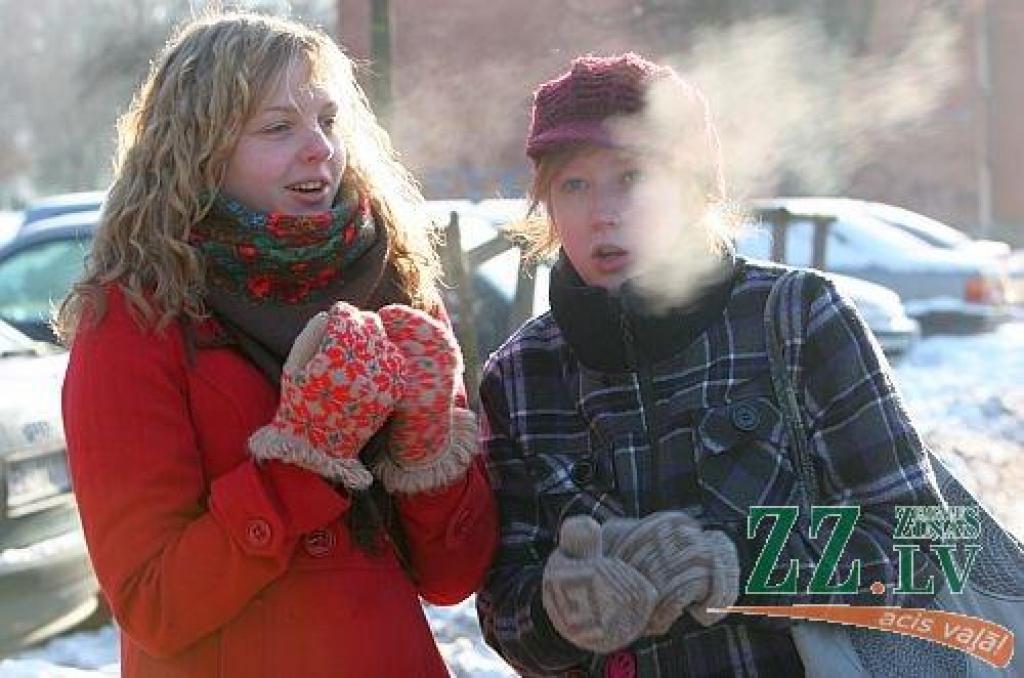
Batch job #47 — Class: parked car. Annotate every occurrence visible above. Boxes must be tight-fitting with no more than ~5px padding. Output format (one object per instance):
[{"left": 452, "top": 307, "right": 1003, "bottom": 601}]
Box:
[
  {"left": 826, "top": 272, "right": 920, "bottom": 357},
  {"left": 428, "top": 200, "right": 528, "bottom": 365},
  {"left": 0, "top": 212, "right": 21, "bottom": 250},
  {"left": 0, "top": 319, "right": 101, "bottom": 656},
  {"left": 0, "top": 210, "right": 98, "bottom": 343},
  {"left": 1008, "top": 251, "right": 1024, "bottom": 311},
  {"left": 19, "top": 191, "right": 105, "bottom": 230},
  {"left": 0, "top": 196, "right": 923, "bottom": 359},
  {"left": 746, "top": 198, "right": 1011, "bottom": 333},
  {"left": 858, "top": 201, "right": 1021, "bottom": 310},
  {"left": 430, "top": 199, "right": 919, "bottom": 361},
  {"left": 860, "top": 201, "right": 1011, "bottom": 259}
]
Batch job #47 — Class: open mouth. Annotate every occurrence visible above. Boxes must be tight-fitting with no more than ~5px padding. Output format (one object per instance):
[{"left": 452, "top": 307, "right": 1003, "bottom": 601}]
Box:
[
  {"left": 593, "top": 244, "right": 628, "bottom": 259},
  {"left": 592, "top": 244, "right": 631, "bottom": 273},
  {"left": 286, "top": 180, "right": 330, "bottom": 195}
]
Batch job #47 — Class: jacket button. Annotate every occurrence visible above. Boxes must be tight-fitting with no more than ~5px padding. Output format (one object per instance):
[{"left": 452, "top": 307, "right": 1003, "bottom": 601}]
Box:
[
  {"left": 303, "top": 528, "right": 336, "bottom": 558},
  {"left": 245, "top": 518, "right": 272, "bottom": 548},
  {"left": 570, "top": 460, "right": 595, "bottom": 485},
  {"left": 603, "top": 649, "right": 637, "bottom": 678},
  {"left": 445, "top": 506, "right": 476, "bottom": 548},
  {"left": 452, "top": 508, "right": 473, "bottom": 537},
  {"left": 731, "top": 402, "right": 761, "bottom": 432}
]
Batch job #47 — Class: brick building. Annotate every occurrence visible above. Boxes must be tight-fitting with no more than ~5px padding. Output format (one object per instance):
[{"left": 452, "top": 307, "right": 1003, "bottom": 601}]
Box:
[{"left": 337, "top": 1, "right": 1023, "bottom": 243}]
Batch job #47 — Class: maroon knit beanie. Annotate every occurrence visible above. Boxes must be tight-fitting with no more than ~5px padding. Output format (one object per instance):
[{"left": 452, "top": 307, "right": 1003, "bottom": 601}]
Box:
[
  {"left": 526, "top": 52, "right": 676, "bottom": 161},
  {"left": 525, "top": 52, "right": 725, "bottom": 200}
]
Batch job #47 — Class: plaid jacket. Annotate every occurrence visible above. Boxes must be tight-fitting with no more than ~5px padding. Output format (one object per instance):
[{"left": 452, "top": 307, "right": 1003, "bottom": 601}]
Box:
[{"left": 476, "top": 259, "right": 942, "bottom": 677}]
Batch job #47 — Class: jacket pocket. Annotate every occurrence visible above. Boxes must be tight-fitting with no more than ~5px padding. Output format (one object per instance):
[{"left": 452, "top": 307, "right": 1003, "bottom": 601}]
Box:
[
  {"left": 695, "top": 396, "right": 798, "bottom": 519},
  {"left": 524, "top": 432, "right": 622, "bottom": 524}
]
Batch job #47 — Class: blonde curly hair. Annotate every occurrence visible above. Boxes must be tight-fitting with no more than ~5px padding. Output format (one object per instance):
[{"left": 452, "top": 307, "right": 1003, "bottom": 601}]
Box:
[{"left": 55, "top": 11, "right": 440, "bottom": 343}]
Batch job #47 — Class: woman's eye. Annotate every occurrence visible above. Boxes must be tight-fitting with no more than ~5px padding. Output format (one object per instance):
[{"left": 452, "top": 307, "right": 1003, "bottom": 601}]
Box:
[
  {"left": 260, "top": 121, "right": 291, "bottom": 134},
  {"left": 560, "top": 178, "right": 587, "bottom": 193},
  {"left": 622, "top": 169, "right": 643, "bottom": 186}
]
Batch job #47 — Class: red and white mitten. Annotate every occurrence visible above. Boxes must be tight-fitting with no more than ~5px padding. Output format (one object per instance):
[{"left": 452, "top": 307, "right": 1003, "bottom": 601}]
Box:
[
  {"left": 374, "top": 304, "right": 478, "bottom": 494},
  {"left": 249, "top": 301, "right": 406, "bottom": 491}
]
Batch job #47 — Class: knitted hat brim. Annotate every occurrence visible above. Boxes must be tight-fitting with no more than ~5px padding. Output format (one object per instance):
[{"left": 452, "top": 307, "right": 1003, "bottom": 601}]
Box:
[{"left": 526, "top": 120, "right": 622, "bottom": 161}]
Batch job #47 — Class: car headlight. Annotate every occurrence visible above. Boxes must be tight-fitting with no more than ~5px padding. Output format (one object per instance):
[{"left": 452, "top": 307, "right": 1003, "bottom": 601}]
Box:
[{"left": 5, "top": 448, "right": 72, "bottom": 515}]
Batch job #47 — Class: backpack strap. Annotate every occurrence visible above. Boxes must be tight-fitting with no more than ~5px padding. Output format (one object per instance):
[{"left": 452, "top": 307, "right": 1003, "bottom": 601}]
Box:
[{"left": 764, "top": 270, "right": 821, "bottom": 508}]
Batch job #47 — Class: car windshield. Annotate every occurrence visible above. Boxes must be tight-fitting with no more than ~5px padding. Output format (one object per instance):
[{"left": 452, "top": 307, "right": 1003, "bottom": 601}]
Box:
[
  {"left": 744, "top": 202, "right": 959, "bottom": 270},
  {"left": 0, "top": 237, "right": 90, "bottom": 326},
  {"left": 864, "top": 203, "right": 971, "bottom": 249}
]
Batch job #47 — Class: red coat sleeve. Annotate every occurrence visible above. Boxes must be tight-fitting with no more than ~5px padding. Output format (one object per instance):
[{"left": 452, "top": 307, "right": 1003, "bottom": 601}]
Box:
[
  {"left": 62, "top": 289, "right": 348, "bottom": 657},
  {"left": 397, "top": 456, "right": 497, "bottom": 604}
]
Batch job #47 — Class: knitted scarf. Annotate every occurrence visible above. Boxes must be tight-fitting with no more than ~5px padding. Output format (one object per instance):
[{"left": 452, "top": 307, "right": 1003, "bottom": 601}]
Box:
[
  {"left": 188, "top": 187, "right": 416, "bottom": 565},
  {"left": 190, "top": 185, "right": 409, "bottom": 385}
]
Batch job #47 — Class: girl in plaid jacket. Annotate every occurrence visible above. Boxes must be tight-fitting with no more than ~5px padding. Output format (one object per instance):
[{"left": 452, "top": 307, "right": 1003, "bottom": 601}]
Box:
[{"left": 476, "top": 53, "right": 942, "bottom": 677}]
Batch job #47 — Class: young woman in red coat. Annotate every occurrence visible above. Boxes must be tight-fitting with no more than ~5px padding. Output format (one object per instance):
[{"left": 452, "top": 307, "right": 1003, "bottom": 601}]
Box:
[{"left": 54, "top": 11, "right": 497, "bottom": 677}]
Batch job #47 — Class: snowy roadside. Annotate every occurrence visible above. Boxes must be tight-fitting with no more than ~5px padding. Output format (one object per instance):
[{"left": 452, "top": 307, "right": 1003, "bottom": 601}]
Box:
[
  {"left": 0, "top": 626, "right": 118, "bottom": 677},
  {"left": 2, "top": 322, "right": 1021, "bottom": 677},
  {"left": 889, "top": 320, "right": 1024, "bottom": 540}
]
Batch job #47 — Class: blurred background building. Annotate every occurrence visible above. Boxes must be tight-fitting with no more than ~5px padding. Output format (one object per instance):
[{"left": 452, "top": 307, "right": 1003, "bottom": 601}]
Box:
[
  {"left": 338, "top": 0, "right": 1024, "bottom": 244},
  {"left": 0, "top": 0, "right": 1021, "bottom": 244}
]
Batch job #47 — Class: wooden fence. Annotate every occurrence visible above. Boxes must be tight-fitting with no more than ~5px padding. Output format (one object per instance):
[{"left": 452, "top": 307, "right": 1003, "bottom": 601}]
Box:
[{"left": 436, "top": 208, "right": 537, "bottom": 411}]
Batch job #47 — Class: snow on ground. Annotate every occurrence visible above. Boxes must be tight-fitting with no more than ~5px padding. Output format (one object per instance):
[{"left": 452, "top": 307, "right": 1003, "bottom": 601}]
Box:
[
  {"left": 3, "top": 322, "right": 1021, "bottom": 677},
  {"left": 426, "top": 598, "right": 516, "bottom": 677},
  {"left": 0, "top": 626, "right": 117, "bottom": 677},
  {"left": 889, "top": 320, "right": 1024, "bottom": 540}
]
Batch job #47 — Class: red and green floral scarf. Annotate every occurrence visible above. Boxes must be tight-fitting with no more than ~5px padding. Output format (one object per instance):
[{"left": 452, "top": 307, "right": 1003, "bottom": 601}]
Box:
[
  {"left": 190, "top": 183, "right": 408, "bottom": 385},
  {"left": 191, "top": 182, "right": 377, "bottom": 305},
  {"left": 190, "top": 185, "right": 416, "bottom": 563}
]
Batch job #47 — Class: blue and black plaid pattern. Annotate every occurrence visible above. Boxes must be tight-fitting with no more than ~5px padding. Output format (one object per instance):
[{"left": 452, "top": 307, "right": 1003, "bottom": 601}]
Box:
[{"left": 476, "top": 260, "right": 942, "bottom": 677}]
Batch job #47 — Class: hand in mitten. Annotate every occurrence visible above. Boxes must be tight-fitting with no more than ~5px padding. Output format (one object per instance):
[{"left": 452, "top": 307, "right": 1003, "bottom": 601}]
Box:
[
  {"left": 248, "top": 301, "right": 405, "bottom": 491},
  {"left": 541, "top": 515, "right": 657, "bottom": 654},
  {"left": 374, "top": 304, "right": 478, "bottom": 494},
  {"left": 603, "top": 512, "right": 740, "bottom": 634}
]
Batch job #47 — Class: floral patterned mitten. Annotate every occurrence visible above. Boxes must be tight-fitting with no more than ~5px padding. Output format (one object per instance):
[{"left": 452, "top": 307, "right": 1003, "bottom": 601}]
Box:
[
  {"left": 374, "top": 304, "right": 479, "bottom": 494},
  {"left": 249, "top": 301, "right": 406, "bottom": 491}
]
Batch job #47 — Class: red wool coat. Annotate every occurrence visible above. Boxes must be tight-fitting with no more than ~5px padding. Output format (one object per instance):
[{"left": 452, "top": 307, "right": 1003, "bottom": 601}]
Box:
[{"left": 62, "top": 287, "right": 498, "bottom": 677}]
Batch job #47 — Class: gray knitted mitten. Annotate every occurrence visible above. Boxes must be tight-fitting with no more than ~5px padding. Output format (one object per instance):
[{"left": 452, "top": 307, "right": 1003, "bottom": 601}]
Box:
[
  {"left": 603, "top": 512, "right": 741, "bottom": 635},
  {"left": 541, "top": 515, "right": 658, "bottom": 654}
]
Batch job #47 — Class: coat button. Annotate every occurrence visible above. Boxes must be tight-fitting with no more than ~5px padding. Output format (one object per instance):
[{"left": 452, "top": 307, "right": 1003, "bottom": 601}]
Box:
[
  {"left": 604, "top": 649, "right": 637, "bottom": 678},
  {"left": 730, "top": 402, "right": 761, "bottom": 432},
  {"left": 245, "top": 518, "right": 272, "bottom": 548},
  {"left": 452, "top": 508, "right": 472, "bottom": 537},
  {"left": 570, "top": 460, "right": 595, "bottom": 485},
  {"left": 303, "top": 528, "right": 336, "bottom": 558},
  {"left": 445, "top": 506, "right": 477, "bottom": 548}
]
